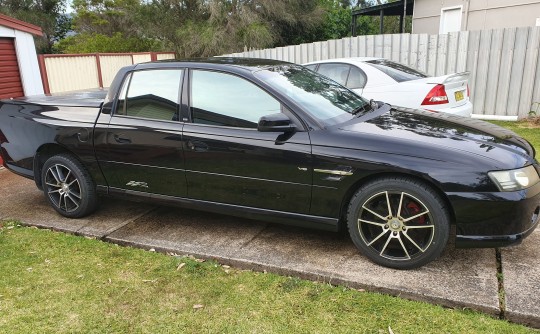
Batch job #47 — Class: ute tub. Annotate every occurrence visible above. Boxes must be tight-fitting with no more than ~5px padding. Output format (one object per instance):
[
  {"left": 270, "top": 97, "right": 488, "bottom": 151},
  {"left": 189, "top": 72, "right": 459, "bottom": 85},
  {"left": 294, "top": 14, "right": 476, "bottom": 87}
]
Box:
[
  {"left": 0, "top": 93, "right": 104, "bottom": 184},
  {"left": 450, "top": 181, "right": 540, "bottom": 248},
  {"left": 3, "top": 89, "right": 108, "bottom": 108}
]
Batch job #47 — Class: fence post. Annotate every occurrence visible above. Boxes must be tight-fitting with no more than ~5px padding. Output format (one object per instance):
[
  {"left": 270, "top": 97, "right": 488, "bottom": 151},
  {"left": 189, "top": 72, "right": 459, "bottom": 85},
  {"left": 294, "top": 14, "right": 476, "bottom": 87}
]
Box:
[
  {"left": 95, "top": 53, "right": 104, "bottom": 89},
  {"left": 37, "top": 54, "right": 50, "bottom": 94}
]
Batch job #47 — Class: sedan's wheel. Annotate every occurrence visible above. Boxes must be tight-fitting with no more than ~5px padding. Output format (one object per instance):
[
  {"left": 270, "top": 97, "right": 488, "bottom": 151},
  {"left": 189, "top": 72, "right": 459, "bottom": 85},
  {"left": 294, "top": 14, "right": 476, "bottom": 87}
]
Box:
[
  {"left": 42, "top": 154, "right": 97, "bottom": 218},
  {"left": 347, "top": 177, "right": 449, "bottom": 269}
]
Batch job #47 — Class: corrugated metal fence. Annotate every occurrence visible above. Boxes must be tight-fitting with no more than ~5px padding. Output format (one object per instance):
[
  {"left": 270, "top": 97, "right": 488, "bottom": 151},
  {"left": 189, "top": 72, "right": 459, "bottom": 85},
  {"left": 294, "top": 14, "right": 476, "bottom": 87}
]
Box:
[
  {"left": 38, "top": 52, "right": 176, "bottom": 94},
  {"left": 225, "top": 27, "right": 540, "bottom": 119}
]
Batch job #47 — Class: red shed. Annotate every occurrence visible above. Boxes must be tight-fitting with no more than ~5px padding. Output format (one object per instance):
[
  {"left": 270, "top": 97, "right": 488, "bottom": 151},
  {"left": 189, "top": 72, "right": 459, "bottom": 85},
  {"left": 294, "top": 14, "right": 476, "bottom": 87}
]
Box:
[{"left": 0, "top": 14, "right": 44, "bottom": 166}]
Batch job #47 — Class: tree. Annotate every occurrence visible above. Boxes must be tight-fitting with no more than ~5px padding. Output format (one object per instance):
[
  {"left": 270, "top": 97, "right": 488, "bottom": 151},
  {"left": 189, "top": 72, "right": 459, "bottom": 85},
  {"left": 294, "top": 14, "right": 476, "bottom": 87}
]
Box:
[
  {"left": 53, "top": 0, "right": 164, "bottom": 53},
  {"left": 53, "top": 32, "right": 162, "bottom": 53},
  {"left": 71, "top": 0, "right": 141, "bottom": 37},
  {"left": 61, "top": 0, "right": 387, "bottom": 57},
  {"left": 136, "top": 0, "right": 329, "bottom": 57},
  {"left": 312, "top": 0, "right": 353, "bottom": 41},
  {"left": 0, "top": 0, "right": 70, "bottom": 53}
]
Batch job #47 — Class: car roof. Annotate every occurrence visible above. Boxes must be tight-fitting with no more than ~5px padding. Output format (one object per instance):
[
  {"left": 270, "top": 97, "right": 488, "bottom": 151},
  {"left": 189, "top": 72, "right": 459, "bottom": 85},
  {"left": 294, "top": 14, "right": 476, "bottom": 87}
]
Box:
[
  {"left": 304, "top": 57, "right": 383, "bottom": 65},
  {"left": 135, "top": 57, "right": 293, "bottom": 72}
]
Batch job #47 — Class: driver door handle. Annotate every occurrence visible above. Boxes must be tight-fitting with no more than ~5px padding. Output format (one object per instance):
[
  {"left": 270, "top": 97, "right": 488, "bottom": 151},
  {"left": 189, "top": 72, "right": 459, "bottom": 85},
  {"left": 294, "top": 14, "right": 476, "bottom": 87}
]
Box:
[
  {"left": 113, "top": 134, "right": 131, "bottom": 144},
  {"left": 187, "top": 140, "right": 209, "bottom": 152}
]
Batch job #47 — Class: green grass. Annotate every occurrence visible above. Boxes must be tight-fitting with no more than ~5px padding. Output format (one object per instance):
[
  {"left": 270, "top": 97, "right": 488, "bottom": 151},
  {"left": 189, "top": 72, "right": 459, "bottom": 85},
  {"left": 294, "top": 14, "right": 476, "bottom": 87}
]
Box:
[
  {"left": 0, "top": 221, "right": 536, "bottom": 333},
  {"left": 490, "top": 120, "right": 540, "bottom": 152}
]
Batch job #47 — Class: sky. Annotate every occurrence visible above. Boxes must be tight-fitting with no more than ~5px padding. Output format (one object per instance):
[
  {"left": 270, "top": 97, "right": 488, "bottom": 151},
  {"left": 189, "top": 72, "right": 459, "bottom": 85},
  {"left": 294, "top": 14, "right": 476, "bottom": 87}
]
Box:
[{"left": 65, "top": 0, "right": 74, "bottom": 14}]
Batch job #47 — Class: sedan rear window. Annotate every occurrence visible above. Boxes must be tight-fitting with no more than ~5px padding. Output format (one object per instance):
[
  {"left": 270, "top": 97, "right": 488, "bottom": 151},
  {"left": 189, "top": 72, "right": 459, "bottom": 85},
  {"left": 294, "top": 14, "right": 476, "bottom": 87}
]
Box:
[{"left": 365, "top": 60, "right": 427, "bottom": 82}]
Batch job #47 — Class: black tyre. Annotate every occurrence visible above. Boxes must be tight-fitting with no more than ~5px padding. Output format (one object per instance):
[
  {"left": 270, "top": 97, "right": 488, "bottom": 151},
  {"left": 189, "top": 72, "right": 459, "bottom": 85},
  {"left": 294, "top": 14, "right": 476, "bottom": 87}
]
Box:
[
  {"left": 347, "top": 177, "right": 450, "bottom": 270},
  {"left": 41, "top": 154, "right": 98, "bottom": 218}
]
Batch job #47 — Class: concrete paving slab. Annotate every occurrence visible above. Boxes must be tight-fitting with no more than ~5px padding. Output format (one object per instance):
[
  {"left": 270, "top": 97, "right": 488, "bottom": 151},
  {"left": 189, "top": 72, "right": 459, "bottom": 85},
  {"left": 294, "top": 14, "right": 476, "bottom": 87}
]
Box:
[
  {"left": 107, "top": 206, "right": 500, "bottom": 315},
  {"left": 0, "top": 169, "right": 156, "bottom": 237},
  {"left": 501, "top": 228, "right": 540, "bottom": 328},
  {"left": 106, "top": 206, "right": 269, "bottom": 256}
]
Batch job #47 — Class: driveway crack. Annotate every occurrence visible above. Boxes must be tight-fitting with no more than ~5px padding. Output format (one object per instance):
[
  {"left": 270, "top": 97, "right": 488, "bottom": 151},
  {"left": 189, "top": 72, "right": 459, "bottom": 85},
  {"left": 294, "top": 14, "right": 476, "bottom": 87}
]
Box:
[
  {"left": 240, "top": 224, "right": 268, "bottom": 249},
  {"left": 496, "top": 248, "right": 506, "bottom": 320},
  {"left": 76, "top": 206, "right": 159, "bottom": 240}
]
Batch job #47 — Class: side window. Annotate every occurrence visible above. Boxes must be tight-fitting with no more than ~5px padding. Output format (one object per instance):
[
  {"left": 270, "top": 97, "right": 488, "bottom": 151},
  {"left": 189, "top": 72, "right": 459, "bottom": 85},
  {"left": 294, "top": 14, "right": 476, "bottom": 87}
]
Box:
[
  {"left": 317, "top": 63, "right": 351, "bottom": 86},
  {"left": 346, "top": 66, "right": 367, "bottom": 89},
  {"left": 116, "top": 69, "right": 182, "bottom": 121},
  {"left": 191, "top": 70, "right": 281, "bottom": 128},
  {"left": 304, "top": 64, "right": 318, "bottom": 71}
]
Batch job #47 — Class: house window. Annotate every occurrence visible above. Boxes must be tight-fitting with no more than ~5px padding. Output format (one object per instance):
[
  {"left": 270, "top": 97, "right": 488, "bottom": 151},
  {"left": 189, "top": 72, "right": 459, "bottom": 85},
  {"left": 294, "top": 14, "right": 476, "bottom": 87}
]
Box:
[{"left": 440, "top": 6, "right": 462, "bottom": 34}]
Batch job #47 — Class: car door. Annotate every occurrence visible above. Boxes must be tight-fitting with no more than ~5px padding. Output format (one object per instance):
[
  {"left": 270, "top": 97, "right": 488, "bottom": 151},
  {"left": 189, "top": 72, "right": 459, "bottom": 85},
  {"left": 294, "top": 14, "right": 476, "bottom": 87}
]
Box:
[
  {"left": 94, "top": 68, "right": 187, "bottom": 197},
  {"left": 182, "top": 69, "right": 312, "bottom": 214}
]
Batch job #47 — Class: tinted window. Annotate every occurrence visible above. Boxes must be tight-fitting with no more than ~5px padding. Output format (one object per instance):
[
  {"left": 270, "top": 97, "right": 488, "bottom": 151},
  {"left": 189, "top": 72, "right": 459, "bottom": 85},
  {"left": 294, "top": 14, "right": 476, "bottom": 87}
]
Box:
[
  {"left": 346, "top": 66, "right": 367, "bottom": 89},
  {"left": 317, "top": 63, "right": 351, "bottom": 86},
  {"left": 255, "top": 65, "right": 368, "bottom": 126},
  {"left": 191, "top": 70, "right": 281, "bottom": 128},
  {"left": 117, "top": 69, "right": 182, "bottom": 121},
  {"left": 366, "top": 60, "right": 427, "bottom": 82}
]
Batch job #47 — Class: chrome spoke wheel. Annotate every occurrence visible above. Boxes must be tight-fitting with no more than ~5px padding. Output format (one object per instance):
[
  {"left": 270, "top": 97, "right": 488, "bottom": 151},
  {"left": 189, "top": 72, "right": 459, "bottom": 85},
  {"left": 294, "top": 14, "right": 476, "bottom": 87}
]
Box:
[
  {"left": 44, "top": 163, "right": 81, "bottom": 213},
  {"left": 357, "top": 191, "right": 435, "bottom": 261}
]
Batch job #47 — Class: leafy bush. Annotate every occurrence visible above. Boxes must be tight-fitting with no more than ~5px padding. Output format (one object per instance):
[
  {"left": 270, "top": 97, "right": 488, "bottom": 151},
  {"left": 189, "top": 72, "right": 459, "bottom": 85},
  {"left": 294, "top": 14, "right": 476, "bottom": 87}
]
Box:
[{"left": 53, "top": 32, "right": 163, "bottom": 54}]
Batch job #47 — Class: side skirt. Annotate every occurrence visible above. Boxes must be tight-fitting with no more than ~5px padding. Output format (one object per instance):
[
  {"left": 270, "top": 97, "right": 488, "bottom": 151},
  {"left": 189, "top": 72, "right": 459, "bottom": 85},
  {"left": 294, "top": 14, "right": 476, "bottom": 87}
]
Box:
[{"left": 106, "top": 187, "right": 340, "bottom": 232}]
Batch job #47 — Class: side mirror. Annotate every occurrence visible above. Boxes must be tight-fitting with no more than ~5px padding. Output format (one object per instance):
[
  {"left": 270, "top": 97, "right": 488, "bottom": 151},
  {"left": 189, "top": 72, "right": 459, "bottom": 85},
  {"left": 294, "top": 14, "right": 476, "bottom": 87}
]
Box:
[
  {"left": 100, "top": 101, "right": 112, "bottom": 115},
  {"left": 257, "top": 113, "right": 296, "bottom": 133}
]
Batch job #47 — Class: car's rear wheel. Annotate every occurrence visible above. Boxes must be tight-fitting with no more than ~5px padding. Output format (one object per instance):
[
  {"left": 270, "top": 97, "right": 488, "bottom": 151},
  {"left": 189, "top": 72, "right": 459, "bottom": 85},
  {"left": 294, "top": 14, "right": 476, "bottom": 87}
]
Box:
[
  {"left": 41, "top": 154, "right": 98, "bottom": 218},
  {"left": 347, "top": 177, "right": 449, "bottom": 269}
]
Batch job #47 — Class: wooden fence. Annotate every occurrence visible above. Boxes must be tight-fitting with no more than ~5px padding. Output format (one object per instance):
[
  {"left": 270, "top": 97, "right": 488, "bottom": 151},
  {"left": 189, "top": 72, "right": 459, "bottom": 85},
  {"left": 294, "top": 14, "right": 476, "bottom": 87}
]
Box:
[
  {"left": 38, "top": 52, "right": 176, "bottom": 94},
  {"left": 225, "top": 27, "right": 540, "bottom": 119}
]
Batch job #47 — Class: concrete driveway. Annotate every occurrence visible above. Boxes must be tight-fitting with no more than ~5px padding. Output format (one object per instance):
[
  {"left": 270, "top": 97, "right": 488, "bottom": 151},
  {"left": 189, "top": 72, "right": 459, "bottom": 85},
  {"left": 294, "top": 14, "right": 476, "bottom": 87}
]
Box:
[{"left": 1, "top": 168, "right": 538, "bottom": 328}]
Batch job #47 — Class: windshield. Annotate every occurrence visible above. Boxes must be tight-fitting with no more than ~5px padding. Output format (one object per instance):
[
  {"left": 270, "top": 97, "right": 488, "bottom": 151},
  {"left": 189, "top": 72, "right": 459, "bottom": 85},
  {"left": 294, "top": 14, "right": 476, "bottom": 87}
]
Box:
[
  {"left": 254, "top": 65, "right": 369, "bottom": 126},
  {"left": 366, "top": 59, "right": 427, "bottom": 82}
]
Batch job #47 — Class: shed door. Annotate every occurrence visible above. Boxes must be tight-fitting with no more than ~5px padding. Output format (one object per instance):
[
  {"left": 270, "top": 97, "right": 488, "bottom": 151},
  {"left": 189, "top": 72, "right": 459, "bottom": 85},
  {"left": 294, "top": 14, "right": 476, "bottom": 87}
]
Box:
[{"left": 0, "top": 38, "right": 23, "bottom": 99}]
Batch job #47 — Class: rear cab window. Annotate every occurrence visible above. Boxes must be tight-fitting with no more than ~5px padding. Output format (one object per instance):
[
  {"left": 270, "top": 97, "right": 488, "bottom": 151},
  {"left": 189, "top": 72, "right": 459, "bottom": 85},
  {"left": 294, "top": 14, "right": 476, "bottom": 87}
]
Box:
[
  {"left": 365, "top": 60, "right": 427, "bottom": 83},
  {"left": 115, "top": 69, "right": 183, "bottom": 121}
]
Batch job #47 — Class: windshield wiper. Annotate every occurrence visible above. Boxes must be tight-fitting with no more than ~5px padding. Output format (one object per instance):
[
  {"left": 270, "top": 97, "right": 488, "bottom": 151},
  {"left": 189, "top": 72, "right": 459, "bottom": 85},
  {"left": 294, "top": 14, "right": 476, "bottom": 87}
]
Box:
[{"left": 351, "top": 103, "right": 372, "bottom": 116}]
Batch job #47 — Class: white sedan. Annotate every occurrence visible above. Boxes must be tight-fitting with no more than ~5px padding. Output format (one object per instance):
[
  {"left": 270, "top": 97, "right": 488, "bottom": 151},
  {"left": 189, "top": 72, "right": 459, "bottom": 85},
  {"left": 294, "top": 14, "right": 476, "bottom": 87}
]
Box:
[{"left": 304, "top": 57, "right": 472, "bottom": 117}]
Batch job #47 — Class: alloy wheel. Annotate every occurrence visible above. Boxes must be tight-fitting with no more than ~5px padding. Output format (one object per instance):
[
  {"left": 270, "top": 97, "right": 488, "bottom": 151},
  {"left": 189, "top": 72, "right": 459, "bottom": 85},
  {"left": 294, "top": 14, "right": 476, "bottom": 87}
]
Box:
[
  {"left": 357, "top": 191, "right": 435, "bottom": 261},
  {"left": 44, "top": 163, "right": 82, "bottom": 213}
]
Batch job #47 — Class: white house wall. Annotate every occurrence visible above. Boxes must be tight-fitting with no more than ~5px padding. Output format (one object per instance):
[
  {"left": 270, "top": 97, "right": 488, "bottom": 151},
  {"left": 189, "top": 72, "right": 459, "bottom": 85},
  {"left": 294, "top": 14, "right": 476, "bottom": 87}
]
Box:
[
  {"left": 0, "top": 25, "right": 43, "bottom": 96},
  {"left": 413, "top": 0, "right": 540, "bottom": 34},
  {"left": 13, "top": 30, "right": 43, "bottom": 95}
]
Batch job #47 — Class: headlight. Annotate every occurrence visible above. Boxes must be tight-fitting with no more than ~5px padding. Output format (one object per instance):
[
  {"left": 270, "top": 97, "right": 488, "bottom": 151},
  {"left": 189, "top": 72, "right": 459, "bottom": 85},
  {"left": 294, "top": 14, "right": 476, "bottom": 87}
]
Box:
[{"left": 489, "top": 165, "right": 540, "bottom": 191}]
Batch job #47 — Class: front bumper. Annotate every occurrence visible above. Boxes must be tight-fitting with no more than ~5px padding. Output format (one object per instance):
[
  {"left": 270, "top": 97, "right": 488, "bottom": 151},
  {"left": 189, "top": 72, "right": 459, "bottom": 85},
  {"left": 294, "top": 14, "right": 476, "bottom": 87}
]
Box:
[{"left": 448, "top": 181, "right": 540, "bottom": 248}]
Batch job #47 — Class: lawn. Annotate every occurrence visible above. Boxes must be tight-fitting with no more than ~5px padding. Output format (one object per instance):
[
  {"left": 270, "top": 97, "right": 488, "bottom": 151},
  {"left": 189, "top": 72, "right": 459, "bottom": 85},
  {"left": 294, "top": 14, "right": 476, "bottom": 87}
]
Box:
[{"left": 0, "top": 221, "right": 535, "bottom": 333}]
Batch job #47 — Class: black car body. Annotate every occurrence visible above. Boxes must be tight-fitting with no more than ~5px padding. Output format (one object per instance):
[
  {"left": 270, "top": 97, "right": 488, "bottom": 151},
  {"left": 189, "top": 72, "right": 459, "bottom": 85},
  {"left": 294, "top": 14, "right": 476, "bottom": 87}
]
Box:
[{"left": 1, "top": 58, "right": 539, "bottom": 269}]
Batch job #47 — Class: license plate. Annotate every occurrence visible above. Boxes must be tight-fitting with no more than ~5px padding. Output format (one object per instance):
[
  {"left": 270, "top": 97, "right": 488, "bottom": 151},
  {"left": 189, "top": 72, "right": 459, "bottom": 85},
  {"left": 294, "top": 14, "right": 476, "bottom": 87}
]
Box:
[{"left": 455, "top": 90, "right": 465, "bottom": 101}]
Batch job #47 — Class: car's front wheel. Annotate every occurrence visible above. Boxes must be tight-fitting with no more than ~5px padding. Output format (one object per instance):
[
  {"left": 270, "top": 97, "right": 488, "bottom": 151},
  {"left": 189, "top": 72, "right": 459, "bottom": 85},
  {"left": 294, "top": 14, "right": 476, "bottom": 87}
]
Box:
[
  {"left": 347, "top": 177, "right": 450, "bottom": 269},
  {"left": 41, "top": 154, "right": 98, "bottom": 218}
]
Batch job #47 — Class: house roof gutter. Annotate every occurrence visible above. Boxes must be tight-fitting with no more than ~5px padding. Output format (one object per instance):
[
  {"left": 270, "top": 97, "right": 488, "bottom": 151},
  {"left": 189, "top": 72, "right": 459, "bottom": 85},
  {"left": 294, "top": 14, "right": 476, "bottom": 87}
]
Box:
[{"left": 0, "top": 13, "right": 43, "bottom": 36}]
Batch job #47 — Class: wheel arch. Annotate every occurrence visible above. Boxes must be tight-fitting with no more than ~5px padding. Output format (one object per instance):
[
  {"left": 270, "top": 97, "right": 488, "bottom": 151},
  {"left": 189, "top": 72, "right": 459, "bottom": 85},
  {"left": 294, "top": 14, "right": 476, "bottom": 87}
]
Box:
[
  {"left": 33, "top": 144, "right": 82, "bottom": 190},
  {"left": 338, "top": 172, "right": 457, "bottom": 231}
]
